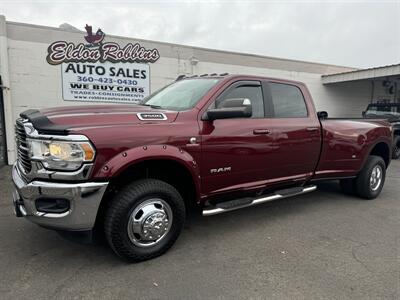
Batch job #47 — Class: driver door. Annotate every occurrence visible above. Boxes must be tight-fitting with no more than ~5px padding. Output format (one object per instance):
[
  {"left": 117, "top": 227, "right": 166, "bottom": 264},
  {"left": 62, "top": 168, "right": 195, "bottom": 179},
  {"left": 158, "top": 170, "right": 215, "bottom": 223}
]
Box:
[{"left": 200, "top": 80, "right": 274, "bottom": 195}]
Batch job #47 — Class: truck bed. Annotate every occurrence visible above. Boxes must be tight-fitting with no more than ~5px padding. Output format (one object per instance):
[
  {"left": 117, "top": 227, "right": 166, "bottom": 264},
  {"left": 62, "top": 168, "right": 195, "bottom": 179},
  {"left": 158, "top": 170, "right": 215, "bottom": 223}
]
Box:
[{"left": 314, "top": 118, "right": 392, "bottom": 179}]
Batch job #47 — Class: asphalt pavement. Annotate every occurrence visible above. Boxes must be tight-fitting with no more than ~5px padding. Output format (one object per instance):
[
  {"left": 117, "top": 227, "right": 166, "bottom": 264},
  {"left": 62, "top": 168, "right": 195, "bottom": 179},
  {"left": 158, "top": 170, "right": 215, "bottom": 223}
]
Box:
[{"left": 0, "top": 161, "right": 399, "bottom": 299}]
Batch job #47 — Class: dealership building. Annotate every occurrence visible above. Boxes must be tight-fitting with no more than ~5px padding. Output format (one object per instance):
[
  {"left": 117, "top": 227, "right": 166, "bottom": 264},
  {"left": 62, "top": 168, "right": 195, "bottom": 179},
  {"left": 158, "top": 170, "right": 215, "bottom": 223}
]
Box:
[{"left": 0, "top": 15, "right": 399, "bottom": 166}]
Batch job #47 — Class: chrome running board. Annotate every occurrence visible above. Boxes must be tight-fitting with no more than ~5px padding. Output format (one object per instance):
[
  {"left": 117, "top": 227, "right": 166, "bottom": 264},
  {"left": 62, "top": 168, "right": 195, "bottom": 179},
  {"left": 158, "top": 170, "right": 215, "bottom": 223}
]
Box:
[{"left": 202, "top": 185, "right": 317, "bottom": 216}]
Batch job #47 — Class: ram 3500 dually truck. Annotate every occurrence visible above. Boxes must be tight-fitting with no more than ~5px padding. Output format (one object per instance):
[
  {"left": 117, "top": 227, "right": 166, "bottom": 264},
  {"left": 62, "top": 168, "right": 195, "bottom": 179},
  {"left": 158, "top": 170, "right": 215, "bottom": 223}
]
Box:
[{"left": 12, "top": 74, "right": 393, "bottom": 262}]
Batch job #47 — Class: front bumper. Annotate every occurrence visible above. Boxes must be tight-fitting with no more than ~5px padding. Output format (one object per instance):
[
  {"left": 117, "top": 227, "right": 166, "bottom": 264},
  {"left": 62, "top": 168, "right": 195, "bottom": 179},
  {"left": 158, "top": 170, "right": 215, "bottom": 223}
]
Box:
[{"left": 12, "top": 163, "right": 108, "bottom": 231}]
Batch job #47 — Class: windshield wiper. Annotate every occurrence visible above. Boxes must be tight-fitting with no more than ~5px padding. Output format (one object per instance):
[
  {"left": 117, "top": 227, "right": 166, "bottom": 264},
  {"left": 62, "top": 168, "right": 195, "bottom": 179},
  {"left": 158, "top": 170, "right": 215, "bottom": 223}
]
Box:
[{"left": 139, "top": 103, "right": 163, "bottom": 109}]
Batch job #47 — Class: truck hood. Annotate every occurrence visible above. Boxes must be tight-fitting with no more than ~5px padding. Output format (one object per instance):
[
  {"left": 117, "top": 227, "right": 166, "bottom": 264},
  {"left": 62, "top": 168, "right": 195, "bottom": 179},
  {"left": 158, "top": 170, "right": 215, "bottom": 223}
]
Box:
[{"left": 21, "top": 105, "right": 179, "bottom": 134}]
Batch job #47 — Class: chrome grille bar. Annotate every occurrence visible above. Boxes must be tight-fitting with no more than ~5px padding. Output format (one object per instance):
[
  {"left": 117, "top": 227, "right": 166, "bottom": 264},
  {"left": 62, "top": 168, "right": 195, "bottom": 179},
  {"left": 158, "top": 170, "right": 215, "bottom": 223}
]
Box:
[{"left": 15, "top": 119, "right": 32, "bottom": 173}]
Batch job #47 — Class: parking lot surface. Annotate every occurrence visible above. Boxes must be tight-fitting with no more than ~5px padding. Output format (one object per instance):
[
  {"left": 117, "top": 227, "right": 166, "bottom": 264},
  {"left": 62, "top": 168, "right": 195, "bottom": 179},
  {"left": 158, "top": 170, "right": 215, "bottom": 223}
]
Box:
[{"left": 0, "top": 161, "right": 399, "bottom": 299}]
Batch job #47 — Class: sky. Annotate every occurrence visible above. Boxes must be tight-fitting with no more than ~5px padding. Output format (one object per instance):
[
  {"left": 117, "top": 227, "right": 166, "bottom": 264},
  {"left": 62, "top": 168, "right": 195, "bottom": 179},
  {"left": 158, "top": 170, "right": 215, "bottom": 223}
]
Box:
[{"left": 0, "top": 0, "right": 399, "bottom": 68}]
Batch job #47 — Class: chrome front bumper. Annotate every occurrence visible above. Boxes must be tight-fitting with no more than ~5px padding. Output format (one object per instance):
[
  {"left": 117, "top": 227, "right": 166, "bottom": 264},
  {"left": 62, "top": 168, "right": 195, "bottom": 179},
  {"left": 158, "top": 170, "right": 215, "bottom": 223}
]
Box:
[{"left": 12, "top": 163, "right": 108, "bottom": 231}]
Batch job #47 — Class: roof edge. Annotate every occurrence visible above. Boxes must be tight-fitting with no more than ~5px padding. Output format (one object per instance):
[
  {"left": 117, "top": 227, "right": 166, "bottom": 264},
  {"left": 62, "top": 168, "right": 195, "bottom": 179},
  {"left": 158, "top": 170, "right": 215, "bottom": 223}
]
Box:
[{"left": 5, "top": 19, "right": 359, "bottom": 70}]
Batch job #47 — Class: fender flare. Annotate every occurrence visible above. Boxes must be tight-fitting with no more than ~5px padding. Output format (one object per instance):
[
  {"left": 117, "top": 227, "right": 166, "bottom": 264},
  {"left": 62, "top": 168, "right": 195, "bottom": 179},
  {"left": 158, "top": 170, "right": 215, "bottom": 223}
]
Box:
[
  {"left": 361, "top": 137, "right": 392, "bottom": 170},
  {"left": 93, "top": 144, "right": 201, "bottom": 197}
]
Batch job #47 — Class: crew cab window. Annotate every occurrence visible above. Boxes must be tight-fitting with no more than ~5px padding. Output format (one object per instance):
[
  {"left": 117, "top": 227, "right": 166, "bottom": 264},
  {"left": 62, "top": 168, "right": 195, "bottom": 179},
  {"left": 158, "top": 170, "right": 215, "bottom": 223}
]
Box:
[
  {"left": 216, "top": 85, "right": 264, "bottom": 118},
  {"left": 269, "top": 83, "right": 308, "bottom": 118}
]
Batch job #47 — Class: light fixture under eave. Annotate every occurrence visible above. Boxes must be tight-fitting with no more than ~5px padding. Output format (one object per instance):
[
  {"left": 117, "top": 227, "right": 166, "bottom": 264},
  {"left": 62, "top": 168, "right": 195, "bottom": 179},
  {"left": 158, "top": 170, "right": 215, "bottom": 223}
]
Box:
[{"left": 190, "top": 56, "right": 199, "bottom": 65}]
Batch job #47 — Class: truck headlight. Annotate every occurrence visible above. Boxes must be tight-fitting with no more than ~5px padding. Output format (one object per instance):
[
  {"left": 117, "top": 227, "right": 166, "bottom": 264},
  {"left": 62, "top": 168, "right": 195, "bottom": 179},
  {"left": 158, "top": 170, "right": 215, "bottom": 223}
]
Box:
[{"left": 27, "top": 139, "right": 95, "bottom": 171}]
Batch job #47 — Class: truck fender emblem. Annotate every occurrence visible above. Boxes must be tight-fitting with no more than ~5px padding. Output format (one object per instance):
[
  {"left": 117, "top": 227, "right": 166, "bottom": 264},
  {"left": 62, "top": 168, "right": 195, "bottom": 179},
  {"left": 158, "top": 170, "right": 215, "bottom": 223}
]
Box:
[{"left": 210, "top": 167, "right": 231, "bottom": 174}]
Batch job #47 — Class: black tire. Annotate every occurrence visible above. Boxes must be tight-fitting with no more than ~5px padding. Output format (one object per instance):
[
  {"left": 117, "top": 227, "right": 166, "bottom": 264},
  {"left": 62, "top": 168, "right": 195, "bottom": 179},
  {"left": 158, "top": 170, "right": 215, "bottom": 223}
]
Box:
[
  {"left": 339, "top": 178, "right": 356, "bottom": 195},
  {"left": 354, "top": 155, "right": 386, "bottom": 200},
  {"left": 104, "top": 179, "right": 186, "bottom": 262},
  {"left": 392, "top": 135, "right": 400, "bottom": 159}
]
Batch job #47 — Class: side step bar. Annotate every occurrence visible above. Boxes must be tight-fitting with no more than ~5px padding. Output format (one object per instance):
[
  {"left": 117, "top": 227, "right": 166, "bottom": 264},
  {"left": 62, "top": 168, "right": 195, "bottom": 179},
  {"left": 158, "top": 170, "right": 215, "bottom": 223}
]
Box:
[{"left": 202, "top": 185, "right": 317, "bottom": 216}]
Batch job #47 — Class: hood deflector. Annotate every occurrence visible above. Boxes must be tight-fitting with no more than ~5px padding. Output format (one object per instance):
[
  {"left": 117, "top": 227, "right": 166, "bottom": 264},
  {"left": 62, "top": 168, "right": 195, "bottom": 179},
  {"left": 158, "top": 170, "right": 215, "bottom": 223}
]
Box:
[{"left": 20, "top": 109, "right": 69, "bottom": 135}]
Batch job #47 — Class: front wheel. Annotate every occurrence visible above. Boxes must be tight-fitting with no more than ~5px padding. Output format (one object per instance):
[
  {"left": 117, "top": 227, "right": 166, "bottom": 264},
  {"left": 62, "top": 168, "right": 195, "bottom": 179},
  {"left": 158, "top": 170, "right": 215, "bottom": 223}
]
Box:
[
  {"left": 104, "top": 179, "right": 186, "bottom": 262},
  {"left": 354, "top": 155, "right": 386, "bottom": 200},
  {"left": 392, "top": 135, "right": 400, "bottom": 159}
]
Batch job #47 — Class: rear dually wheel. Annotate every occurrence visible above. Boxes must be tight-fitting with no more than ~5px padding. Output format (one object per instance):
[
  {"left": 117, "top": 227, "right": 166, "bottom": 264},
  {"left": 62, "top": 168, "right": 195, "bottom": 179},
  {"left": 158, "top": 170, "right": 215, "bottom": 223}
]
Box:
[{"left": 354, "top": 155, "right": 386, "bottom": 200}]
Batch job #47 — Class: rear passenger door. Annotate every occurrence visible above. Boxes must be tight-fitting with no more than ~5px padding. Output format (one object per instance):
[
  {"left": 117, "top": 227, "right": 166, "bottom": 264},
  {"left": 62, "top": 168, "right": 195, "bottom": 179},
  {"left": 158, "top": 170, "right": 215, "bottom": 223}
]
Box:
[{"left": 262, "top": 81, "right": 321, "bottom": 181}]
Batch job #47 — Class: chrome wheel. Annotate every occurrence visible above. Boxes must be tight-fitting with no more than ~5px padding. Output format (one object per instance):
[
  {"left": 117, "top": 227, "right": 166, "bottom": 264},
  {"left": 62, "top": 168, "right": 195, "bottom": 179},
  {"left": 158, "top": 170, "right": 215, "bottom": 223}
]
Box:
[
  {"left": 370, "top": 165, "right": 382, "bottom": 191},
  {"left": 127, "top": 199, "right": 173, "bottom": 248}
]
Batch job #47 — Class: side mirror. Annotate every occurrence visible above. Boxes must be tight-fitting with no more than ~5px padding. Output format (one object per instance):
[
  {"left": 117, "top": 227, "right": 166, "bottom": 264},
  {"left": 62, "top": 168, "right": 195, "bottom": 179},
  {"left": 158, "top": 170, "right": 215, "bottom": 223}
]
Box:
[
  {"left": 203, "top": 98, "right": 252, "bottom": 121},
  {"left": 317, "top": 111, "right": 328, "bottom": 120}
]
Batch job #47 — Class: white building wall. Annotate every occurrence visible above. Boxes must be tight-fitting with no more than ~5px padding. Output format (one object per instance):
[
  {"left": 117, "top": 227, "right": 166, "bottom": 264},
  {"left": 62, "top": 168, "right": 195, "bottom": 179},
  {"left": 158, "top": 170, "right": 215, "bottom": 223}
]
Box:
[
  {"left": 318, "top": 81, "right": 372, "bottom": 117},
  {"left": 1, "top": 18, "right": 370, "bottom": 164}
]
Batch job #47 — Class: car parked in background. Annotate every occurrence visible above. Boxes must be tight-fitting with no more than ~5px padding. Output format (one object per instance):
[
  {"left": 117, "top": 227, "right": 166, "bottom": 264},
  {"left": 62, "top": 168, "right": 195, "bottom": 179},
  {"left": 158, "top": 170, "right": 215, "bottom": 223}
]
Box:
[{"left": 363, "top": 103, "right": 400, "bottom": 159}]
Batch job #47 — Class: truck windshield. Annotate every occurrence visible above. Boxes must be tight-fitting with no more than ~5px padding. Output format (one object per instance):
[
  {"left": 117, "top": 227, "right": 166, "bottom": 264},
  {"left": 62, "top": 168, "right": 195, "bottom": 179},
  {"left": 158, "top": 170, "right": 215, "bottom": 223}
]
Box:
[
  {"left": 141, "top": 78, "right": 220, "bottom": 111},
  {"left": 365, "top": 104, "right": 400, "bottom": 117}
]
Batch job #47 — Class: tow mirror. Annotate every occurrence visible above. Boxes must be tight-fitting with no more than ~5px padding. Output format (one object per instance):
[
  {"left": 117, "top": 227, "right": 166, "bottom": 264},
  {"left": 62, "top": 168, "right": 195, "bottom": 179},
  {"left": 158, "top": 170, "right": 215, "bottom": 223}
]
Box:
[
  {"left": 317, "top": 111, "right": 328, "bottom": 120},
  {"left": 203, "top": 98, "right": 252, "bottom": 121}
]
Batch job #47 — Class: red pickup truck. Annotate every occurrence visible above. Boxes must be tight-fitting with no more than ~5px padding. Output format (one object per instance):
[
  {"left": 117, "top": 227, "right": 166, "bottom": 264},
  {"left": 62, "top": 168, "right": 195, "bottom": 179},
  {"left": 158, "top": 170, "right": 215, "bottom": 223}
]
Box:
[{"left": 12, "top": 74, "right": 393, "bottom": 262}]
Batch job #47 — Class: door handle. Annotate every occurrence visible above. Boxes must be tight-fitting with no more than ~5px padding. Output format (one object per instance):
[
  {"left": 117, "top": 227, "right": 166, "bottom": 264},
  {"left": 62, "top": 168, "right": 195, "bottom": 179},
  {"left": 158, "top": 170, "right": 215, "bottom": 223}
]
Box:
[
  {"left": 253, "top": 129, "right": 271, "bottom": 135},
  {"left": 306, "top": 127, "right": 319, "bottom": 132}
]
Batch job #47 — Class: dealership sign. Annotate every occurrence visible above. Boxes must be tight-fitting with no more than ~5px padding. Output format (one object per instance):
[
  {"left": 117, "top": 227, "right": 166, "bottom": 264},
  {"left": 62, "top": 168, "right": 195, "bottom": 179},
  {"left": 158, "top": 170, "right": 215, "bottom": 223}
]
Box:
[
  {"left": 62, "top": 62, "right": 150, "bottom": 103},
  {"left": 47, "top": 25, "right": 160, "bottom": 65},
  {"left": 49, "top": 25, "right": 157, "bottom": 103}
]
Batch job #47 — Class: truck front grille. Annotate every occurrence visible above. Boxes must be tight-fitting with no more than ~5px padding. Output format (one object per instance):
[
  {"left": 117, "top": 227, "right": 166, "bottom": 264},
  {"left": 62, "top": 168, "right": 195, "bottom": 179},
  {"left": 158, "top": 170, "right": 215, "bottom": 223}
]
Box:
[{"left": 15, "top": 119, "right": 32, "bottom": 173}]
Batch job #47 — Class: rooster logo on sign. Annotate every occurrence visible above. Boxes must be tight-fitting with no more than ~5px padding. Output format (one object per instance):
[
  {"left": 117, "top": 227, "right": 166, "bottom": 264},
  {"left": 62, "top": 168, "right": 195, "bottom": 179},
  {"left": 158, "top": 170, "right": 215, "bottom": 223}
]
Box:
[{"left": 84, "top": 24, "right": 105, "bottom": 46}]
